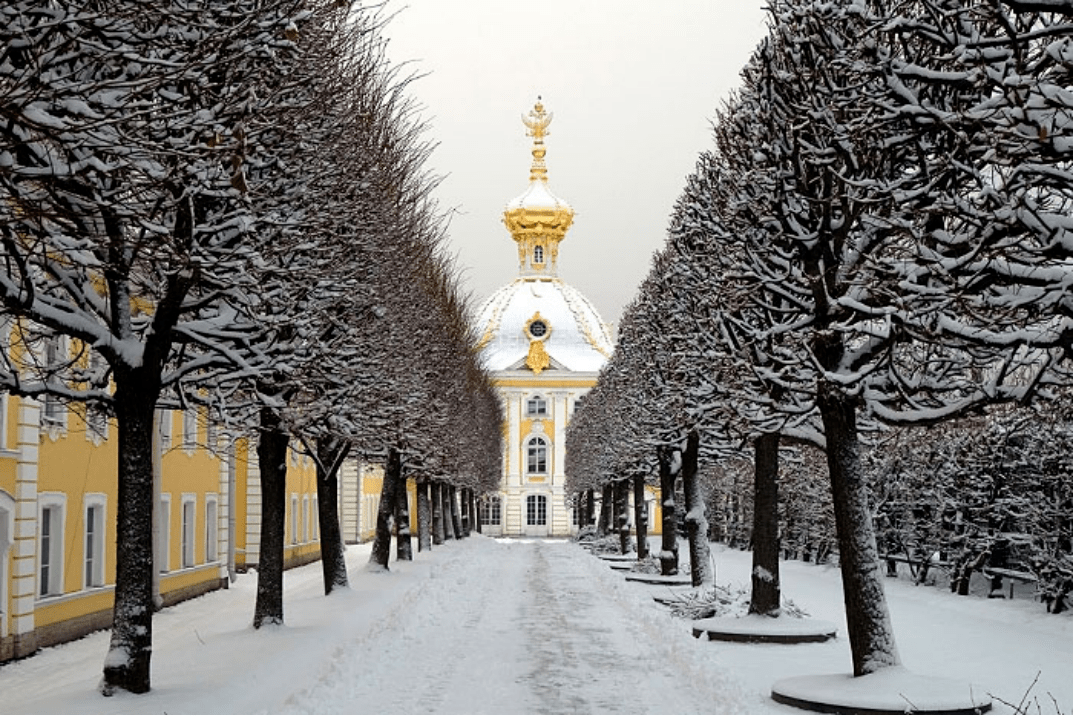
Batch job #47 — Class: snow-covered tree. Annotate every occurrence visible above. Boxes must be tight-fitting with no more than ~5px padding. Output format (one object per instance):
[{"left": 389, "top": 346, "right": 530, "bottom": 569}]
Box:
[{"left": 0, "top": 0, "right": 315, "bottom": 693}]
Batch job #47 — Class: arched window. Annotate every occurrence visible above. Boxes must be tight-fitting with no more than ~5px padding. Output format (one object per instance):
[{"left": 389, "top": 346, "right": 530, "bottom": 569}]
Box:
[
  {"left": 526, "top": 495, "right": 547, "bottom": 526},
  {"left": 526, "top": 395, "right": 547, "bottom": 416},
  {"left": 527, "top": 436, "right": 547, "bottom": 474},
  {"left": 533, "top": 245, "right": 544, "bottom": 264}
]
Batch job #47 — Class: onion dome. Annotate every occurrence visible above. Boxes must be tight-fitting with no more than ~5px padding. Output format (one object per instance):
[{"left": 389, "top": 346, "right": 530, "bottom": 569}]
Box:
[{"left": 476, "top": 99, "right": 614, "bottom": 374}]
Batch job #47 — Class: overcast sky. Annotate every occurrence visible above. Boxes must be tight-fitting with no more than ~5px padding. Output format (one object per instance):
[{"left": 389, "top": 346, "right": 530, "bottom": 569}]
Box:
[{"left": 382, "top": 1, "right": 770, "bottom": 331}]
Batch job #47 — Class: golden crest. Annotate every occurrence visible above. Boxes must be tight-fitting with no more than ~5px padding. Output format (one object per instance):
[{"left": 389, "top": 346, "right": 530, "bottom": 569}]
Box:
[{"left": 526, "top": 339, "right": 551, "bottom": 374}]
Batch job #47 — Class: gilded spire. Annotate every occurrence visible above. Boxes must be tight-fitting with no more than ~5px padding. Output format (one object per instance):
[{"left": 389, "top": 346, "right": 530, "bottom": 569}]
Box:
[{"left": 521, "top": 98, "right": 553, "bottom": 182}]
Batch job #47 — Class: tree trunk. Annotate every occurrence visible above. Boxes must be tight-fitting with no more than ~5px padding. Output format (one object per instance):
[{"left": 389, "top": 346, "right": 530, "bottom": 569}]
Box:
[
  {"left": 616, "top": 479, "right": 631, "bottom": 554},
  {"left": 461, "top": 488, "right": 472, "bottom": 537},
  {"left": 658, "top": 446, "right": 680, "bottom": 576},
  {"left": 416, "top": 480, "right": 432, "bottom": 552},
  {"left": 749, "top": 432, "right": 781, "bottom": 616},
  {"left": 316, "top": 437, "right": 350, "bottom": 595},
  {"left": 100, "top": 373, "right": 158, "bottom": 695},
  {"left": 585, "top": 489, "right": 595, "bottom": 527},
  {"left": 471, "top": 490, "right": 481, "bottom": 534},
  {"left": 432, "top": 481, "right": 445, "bottom": 545},
  {"left": 253, "top": 407, "right": 288, "bottom": 628},
  {"left": 449, "top": 486, "right": 463, "bottom": 539},
  {"left": 596, "top": 484, "right": 613, "bottom": 538},
  {"left": 681, "top": 430, "right": 712, "bottom": 587},
  {"left": 369, "top": 446, "right": 401, "bottom": 570},
  {"left": 394, "top": 469, "right": 412, "bottom": 561},
  {"left": 818, "top": 387, "right": 901, "bottom": 676},
  {"left": 441, "top": 483, "right": 454, "bottom": 541},
  {"left": 633, "top": 474, "right": 649, "bottom": 559}
]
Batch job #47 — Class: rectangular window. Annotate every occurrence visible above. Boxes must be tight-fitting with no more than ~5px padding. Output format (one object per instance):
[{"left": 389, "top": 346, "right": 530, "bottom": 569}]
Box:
[
  {"left": 310, "top": 496, "right": 319, "bottom": 541},
  {"left": 86, "top": 404, "right": 108, "bottom": 439},
  {"left": 182, "top": 409, "right": 198, "bottom": 449},
  {"left": 40, "top": 507, "right": 54, "bottom": 595},
  {"left": 480, "top": 496, "right": 502, "bottom": 526},
  {"left": 290, "top": 495, "right": 298, "bottom": 545},
  {"left": 42, "top": 336, "right": 66, "bottom": 426},
  {"left": 181, "top": 498, "right": 195, "bottom": 568},
  {"left": 84, "top": 502, "right": 105, "bottom": 587},
  {"left": 0, "top": 392, "right": 7, "bottom": 449},
  {"left": 205, "top": 497, "right": 218, "bottom": 564},
  {"left": 301, "top": 496, "right": 309, "bottom": 543},
  {"left": 526, "top": 495, "right": 547, "bottom": 526},
  {"left": 158, "top": 495, "right": 171, "bottom": 573},
  {"left": 38, "top": 498, "right": 65, "bottom": 596},
  {"left": 157, "top": 410, "right": 172, "bottom": 449}
]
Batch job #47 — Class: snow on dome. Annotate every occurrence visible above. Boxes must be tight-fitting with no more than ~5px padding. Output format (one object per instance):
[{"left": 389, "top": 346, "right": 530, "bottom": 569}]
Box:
[{"left": 476, "top": 277, "right": 613, "bottom": 373}]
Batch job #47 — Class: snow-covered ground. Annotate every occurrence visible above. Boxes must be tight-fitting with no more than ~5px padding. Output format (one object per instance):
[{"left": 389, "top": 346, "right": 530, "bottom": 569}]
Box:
[{"left": 0, "top": 536, "right": 1069, "bottom": 714}]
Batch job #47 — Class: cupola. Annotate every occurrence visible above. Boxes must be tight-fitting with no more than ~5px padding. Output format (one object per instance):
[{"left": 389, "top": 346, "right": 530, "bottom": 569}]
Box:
[{"left": 502, "top": 99, "right": 575, "bottom": 278}]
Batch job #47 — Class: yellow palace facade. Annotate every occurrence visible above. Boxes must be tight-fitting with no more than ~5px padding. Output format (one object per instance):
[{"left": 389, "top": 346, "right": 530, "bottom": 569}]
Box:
[{"left": 0, "top": 390, "right": 321, "bottom": 663}]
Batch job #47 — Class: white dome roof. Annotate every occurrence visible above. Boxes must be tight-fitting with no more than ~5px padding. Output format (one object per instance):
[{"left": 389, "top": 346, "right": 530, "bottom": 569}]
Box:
[{"left": 476, "top": 277, "right": 613, "bottom": 373}]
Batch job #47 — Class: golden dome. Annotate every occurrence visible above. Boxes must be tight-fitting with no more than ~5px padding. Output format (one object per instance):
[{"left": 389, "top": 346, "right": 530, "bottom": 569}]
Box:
[{"left": 503, "top": 99, "right": 575, "bottom": 277}]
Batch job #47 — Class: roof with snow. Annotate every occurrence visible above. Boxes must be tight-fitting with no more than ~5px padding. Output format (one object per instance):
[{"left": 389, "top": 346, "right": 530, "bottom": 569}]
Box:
[{"left": 475, "top": 277, "right": 613, "bottom": 373}]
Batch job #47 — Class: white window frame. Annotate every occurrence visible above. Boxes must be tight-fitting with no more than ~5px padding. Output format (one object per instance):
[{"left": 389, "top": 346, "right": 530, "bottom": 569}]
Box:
[
  {"left": 301, "top": 495, "right": 310, "bottom": 543},
  {"left": 526, "top": 436, "right": 548, "bottom": 474},
  {"left": 204, "top": 494, "right": 219, "bottom": 564},
  {"left": 182, "top": 408, "right": 198, "bottom": 451},
  {"left": 0, "top": 392, "right": 7, "bottom": 450},
  {"left": 83, "top": 494, "right": 107, "bottom": 588},
  {"left": 310, "top": 495, "right": 319, "bottom": 541},
  {"left": 533, "top": 244, "right": 544, "bottom": 265},
  {"left": 38, "top": 492, "right": 67, "bottom": 597},
  {"left": 158, "top": 494, "right": 171, "bottom": 573},
  {"left": 157, "top": 410, "right": 173, "bottom": 450},
  {"left": 290, "top": 494, "right": 299, "bottom": 545},
  {"left": 180, "top": 494, "right": 196, "bottom": 568},
  {"left": 526, "top": 395, "right": 548, "bottom": 417},
  {"left": 480, "top": 495, "right": 502, "bottom": 526},
  {"left": 526, "top": 494, "right": 547, "bottom": 526},
  {"left": 41, "top": 335, "right": 67, "bottom": 430}
]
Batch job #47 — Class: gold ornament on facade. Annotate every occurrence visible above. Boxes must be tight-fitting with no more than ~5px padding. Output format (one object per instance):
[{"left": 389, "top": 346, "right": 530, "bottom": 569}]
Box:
[{"left": 525, "top": 339, "right": 551, "bottom": 375}]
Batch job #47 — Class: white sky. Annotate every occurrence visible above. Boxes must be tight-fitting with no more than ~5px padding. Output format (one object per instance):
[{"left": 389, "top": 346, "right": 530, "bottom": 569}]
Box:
[{"left": 382, "top": 1, "right": 771, "bottom": 330}]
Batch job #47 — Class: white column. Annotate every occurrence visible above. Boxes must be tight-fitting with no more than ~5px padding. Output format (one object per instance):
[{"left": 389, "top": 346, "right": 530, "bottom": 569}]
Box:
[
  {"left": 244, "top": 440, "right": 261, "bottom": 566},
  {"left": 12, "top": 399, "right": 40, "bottom": 657}
]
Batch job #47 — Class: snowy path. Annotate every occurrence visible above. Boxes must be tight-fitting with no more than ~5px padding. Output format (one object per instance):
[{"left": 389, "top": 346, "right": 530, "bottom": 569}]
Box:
[
  {"left": 0, "top": 535, "right": 1068, "bottom": 714},
  {"left": 280, "top": 539, "right": 739, "bottom": 714}
]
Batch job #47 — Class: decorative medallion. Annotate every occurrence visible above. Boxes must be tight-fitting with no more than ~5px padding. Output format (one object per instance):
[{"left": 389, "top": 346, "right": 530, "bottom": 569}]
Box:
[{"left": 524, "top": 311, "right": 551, "bottom": 341}]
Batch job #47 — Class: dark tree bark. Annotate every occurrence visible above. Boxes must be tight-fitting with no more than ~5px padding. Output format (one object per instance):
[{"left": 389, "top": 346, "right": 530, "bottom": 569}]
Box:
[
  {"left": 470, "top": 490, "right": 480, "bottom": 535},
  {"left": 818, "top": 386, "right": 901, "bottom": 675},
  {"left": 432, "top": 481, "right": 445, "bottom": 545},
  {"left": 253, "top": 406, "right": 289, "bottom": 627},
  {"left": 394, "top": 468, "right": 412, "bottom": 561},
  {"left": 616, "top": 480, "right": 631, "bottom": 554},
  {"left": 100, "top": 369, "right": 159, "bottom": 695},
  {"left": 441, "top": 483, "right": 455, "bottom": 541},
  {"left": 598, "top": 483, "right": 614, "bottom": 537},
  {"left": 416, "top": 479, "right": 432, "bottom": 552},
  {"left": 658, "top": 446, "right": 680, "bottom": 576},
  {"left": 585, "top": 489, "right": 595, "bottom": 527},
  {"left": 369, "top": 446, "right": 402, "bottom": 570},
  {"left": 633, "top": 474, "right": 649, "bottom": 559},
  {"left": 461, "top": 488, "right": 472, "bottom": 537},
  {"left": 749, "top": 432, "right": 781, "bottom": 616},
  {"left": 316, "top": 438, "right": 351, "bottom": 594},
  {"left": 681, "top": 430, "right": 712, "bottom": 587},
  {"left": 449, "top": 486, "right": 463, "bottom": 540}
]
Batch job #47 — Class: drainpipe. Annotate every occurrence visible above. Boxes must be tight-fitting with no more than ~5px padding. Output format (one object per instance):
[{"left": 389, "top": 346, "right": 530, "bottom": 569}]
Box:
[
  {"left": 152, "top": 410, "right": 162, "bottom": 610},
  {"left": 227, "top": 440, "right": 236, "bottom": 582}
]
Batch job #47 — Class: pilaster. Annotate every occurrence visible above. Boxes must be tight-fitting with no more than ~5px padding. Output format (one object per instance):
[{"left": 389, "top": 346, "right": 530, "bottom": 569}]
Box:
[{"left": 12, "top": 398, "right": 40, "bottom": 657}]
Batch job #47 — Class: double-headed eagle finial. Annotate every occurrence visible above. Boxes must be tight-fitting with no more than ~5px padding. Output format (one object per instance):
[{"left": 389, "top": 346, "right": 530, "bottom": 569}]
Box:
[{"left": 522, "top": 97, "right": 553, "bottom": 181}]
